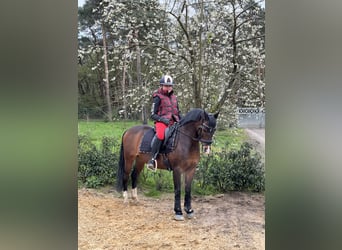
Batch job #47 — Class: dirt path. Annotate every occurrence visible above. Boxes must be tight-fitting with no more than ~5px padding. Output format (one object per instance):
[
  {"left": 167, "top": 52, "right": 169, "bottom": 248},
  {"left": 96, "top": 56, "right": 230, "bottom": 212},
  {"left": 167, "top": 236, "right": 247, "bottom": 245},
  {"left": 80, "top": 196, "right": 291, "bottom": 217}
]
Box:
[
  {"left": 78, "top": 188, "right": 265, "bottom": 250},
  {"left": 245, "top": 129, "right": 265, "bottom": 160}
]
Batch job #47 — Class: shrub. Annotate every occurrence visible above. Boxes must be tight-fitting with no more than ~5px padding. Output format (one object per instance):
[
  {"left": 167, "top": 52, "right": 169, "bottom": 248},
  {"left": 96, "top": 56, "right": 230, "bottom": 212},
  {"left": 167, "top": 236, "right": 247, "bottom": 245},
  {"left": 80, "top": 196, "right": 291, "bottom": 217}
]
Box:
[
  {"left": 78, "top": 135, "right": 264, "bottom": 193},
  {"left": 196, "top": 142, "right": 265, "bottom": 192},
  {"left": 78, "top": 135, "right": 120, "bottom": 188},
  {"left": 85, "top": 176, "right": 103, "bottom": 188}
]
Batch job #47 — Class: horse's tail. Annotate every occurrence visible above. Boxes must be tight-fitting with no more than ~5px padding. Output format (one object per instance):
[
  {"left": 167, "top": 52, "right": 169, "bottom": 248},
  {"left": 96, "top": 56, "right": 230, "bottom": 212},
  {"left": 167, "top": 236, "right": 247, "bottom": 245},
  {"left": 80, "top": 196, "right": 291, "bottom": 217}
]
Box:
[{"left": 116, "top": 133, "right": 126, "bottom": 192}]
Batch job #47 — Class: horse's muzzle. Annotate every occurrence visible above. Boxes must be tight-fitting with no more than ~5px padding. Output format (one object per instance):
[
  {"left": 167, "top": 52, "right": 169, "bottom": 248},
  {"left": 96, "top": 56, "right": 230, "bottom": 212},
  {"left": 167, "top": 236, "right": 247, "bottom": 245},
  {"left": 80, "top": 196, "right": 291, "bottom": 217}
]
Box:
[
  {"left": 199, "top": 138, "right": 213, "bottom": 144},
  {"left": 202, "top": 144, "right": 211, "bottom": 154},
  {"left": 200, "top": 138, "right": 213, "bottom": 154}
]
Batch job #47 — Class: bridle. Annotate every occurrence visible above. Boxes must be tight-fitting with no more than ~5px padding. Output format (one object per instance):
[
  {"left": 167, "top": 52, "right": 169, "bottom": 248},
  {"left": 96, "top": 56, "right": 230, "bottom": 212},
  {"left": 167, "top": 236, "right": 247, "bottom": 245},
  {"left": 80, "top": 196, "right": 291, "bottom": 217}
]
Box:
[
  {"left": 195, "top": 122, "right": 216, "bottom": 144},
  {"left": 178, "top": 119, "right": 216, "bottom": 145}
]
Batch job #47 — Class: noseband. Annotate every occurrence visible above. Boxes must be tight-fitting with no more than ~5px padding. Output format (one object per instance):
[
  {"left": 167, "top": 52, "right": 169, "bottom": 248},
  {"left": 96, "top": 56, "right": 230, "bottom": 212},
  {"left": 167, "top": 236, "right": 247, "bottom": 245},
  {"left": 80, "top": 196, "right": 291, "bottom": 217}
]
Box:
[{"left": 195, "top": 122, "right": 216, "bottom": 144}]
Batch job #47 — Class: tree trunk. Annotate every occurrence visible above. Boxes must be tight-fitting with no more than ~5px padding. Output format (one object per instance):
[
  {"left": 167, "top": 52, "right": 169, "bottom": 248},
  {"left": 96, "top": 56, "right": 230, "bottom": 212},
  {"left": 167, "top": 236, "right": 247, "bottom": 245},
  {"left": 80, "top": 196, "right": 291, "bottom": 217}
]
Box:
[
  {"left": 121, "top": 57, "right": 128, "bottom": 120},
  {"left": 101, "top": 22, "right": 112, "bottom": 121},
  {"left": 192, "top": 73, "right": 201, "bottom": 108},
  {"left": 197, "top": 0, "right": 204, "bottom": 108},
  {"left": 134, "top": 29, "right": 147, "bottom": 124},
  {"left": 213, "top": 2, "right": 239, "bottom": 112},
  {"left": 121, "top": 31, "right": 133, "bottom": 120}
]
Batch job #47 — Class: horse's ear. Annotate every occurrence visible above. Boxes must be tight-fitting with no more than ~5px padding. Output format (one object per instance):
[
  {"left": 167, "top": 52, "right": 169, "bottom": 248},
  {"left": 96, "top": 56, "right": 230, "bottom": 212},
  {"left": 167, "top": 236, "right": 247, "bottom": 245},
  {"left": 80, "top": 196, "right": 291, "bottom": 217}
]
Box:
[{"left": 214, "top": 112, "right": 219, "bottom": 119}]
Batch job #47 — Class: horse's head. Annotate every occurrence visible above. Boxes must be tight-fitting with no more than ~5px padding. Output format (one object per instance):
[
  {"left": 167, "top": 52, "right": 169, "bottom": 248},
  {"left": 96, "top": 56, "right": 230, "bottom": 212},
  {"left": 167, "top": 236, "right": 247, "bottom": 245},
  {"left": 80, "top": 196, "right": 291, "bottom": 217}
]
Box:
[
  {"left": 197, "top": 111, "right": 219, "bottom": 154},
  {"left": 178, "top": 108, "right": 219, "bottom": 154}
]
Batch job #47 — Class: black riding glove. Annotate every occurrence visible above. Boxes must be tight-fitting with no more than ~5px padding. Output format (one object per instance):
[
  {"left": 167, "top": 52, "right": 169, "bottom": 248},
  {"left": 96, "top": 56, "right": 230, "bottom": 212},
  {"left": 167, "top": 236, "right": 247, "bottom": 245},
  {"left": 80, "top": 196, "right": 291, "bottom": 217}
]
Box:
[{"left": 159, "top": 117, "right": 170, "bottom": 125}]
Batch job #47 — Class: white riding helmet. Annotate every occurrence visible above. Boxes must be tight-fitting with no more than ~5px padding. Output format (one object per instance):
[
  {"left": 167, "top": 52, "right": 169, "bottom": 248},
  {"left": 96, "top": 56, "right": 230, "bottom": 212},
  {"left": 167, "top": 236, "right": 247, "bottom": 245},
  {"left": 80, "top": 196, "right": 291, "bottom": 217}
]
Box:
[{"left": 160, "top": 75, "right": 174, "bottom": 86}]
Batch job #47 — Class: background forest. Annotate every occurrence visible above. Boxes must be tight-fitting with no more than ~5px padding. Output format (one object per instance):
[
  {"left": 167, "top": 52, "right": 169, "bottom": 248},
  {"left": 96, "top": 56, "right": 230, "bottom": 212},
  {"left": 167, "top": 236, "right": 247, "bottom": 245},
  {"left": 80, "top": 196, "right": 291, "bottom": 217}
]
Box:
[{"left": 78, "top": 0, "right": 265, "bottom": 127}]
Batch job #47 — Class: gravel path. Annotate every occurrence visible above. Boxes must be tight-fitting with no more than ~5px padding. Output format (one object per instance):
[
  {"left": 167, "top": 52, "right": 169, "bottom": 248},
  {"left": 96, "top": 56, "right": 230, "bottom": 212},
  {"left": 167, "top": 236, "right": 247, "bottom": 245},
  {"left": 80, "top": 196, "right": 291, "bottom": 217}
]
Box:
[{"left": 245, "top": 129, "right": 265, "bottom": 159}]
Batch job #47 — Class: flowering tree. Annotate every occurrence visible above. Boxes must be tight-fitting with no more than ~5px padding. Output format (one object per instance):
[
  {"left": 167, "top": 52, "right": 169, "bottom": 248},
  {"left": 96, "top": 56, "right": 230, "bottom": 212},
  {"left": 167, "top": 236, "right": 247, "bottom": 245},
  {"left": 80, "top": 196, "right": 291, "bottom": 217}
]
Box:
[{"left": 78, "top": 0, "right": 265, "bottom": 126}]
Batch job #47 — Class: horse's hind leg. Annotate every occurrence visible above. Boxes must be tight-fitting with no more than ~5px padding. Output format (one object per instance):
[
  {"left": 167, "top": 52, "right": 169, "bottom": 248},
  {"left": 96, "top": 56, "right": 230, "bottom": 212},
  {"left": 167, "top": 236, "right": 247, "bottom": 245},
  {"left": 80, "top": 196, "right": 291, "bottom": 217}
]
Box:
[
  {"left": 130, "top": 167, "right": 139, "bottom": 201},
  {"left": 131, "top": 160, "right": 144, "bottom": 201},
  {"left": 122, "top": 171, "right": 129, "bottom": 203},
  {"left": 122, "top": 157, "right": 135, "bottom": 203}
]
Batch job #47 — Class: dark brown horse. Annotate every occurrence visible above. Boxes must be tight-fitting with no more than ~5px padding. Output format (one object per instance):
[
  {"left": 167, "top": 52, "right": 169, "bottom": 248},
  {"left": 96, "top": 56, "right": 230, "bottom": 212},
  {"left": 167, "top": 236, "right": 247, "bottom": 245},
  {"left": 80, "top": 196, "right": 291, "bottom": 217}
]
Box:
[{"left": 116, "top": 108, "right": 218, "bottom": 220}]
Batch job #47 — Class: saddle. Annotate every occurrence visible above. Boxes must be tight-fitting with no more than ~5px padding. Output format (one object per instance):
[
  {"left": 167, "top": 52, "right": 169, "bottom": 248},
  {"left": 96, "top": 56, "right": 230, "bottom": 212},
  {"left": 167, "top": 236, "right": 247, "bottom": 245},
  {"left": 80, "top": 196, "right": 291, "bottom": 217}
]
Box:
[{"left": 139, "top": 124, "right": 178, "bottom": 154}]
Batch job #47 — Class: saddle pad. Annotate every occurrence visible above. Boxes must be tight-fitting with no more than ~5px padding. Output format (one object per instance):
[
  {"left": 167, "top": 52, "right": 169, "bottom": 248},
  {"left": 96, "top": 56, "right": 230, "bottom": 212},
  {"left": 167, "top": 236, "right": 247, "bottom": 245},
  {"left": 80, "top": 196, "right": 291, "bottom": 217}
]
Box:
[{"left": 139, "top": 128, "right": 176, "bottom": 154}]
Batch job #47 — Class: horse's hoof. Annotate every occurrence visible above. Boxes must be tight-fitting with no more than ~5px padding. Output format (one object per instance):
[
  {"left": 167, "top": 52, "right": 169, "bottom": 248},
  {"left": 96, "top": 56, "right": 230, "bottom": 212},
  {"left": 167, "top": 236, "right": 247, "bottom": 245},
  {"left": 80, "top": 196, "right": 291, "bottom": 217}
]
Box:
[
  {"left": 131, "top": 198, "right": 140, "bottom": 205},
  {"left": 186, "top": 212, "right": 194, "bottom": 219},
  {"left": 123, "top": 191, "right": 128, "bottom": 203},
  {"left": 174, "top": 214, "right": 184, "bottom": 221}
]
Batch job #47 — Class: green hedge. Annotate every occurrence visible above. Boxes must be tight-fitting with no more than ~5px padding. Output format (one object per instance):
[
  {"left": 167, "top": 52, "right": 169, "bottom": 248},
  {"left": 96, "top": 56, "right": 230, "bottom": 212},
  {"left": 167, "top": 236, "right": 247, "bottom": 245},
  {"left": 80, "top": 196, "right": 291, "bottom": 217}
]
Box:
[
  {"left": 196, "top": 142, "right": 265, "bottom": 192},
  {"left": 78, "top": 135, "right": 119, "bottom": 188},
  {"left": 78, "top": 135, "right": 265, "bottom": 192}
]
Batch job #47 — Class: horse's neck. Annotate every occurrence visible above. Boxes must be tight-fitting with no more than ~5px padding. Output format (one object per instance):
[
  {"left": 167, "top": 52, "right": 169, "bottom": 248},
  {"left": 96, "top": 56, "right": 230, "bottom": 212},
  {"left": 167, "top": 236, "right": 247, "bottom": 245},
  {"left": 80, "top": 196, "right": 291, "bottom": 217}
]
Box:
[{"left": 178, "top": 122, "right": 199, "bottom": 142}]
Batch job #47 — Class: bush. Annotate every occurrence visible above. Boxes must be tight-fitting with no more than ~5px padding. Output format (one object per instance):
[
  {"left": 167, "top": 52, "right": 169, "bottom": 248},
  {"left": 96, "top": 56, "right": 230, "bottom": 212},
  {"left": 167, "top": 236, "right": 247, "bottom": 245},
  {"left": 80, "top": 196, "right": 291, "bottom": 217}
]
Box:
[
  {"left": 78, "top": 135, "right": 120, "bottom": 188},
  {"left": 85, "top": 176, "right": 103, "bottom": 188},
  {"left": 78, "top": 135, "right": 264, "bottom": 193},
  {"left": 196, "top": 142, "right": 265, "bottom": 192}
]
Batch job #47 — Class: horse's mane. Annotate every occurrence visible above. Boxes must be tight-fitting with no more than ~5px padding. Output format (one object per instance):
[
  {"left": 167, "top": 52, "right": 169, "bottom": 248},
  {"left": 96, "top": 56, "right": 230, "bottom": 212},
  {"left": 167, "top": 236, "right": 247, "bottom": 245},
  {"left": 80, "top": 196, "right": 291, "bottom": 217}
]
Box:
[{"left": 179, "top": 108, "right": 208, "bottom": 126}]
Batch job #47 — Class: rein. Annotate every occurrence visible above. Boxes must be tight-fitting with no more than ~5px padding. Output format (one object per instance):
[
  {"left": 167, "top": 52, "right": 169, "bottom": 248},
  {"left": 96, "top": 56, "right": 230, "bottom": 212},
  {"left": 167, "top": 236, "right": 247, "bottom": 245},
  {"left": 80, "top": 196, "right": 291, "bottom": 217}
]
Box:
[
  {"left": 177, "top": 122, "right": 214, "bottom": 144},
  {"left": 177, "top": 127, "right": 200, "bottom": 142}
]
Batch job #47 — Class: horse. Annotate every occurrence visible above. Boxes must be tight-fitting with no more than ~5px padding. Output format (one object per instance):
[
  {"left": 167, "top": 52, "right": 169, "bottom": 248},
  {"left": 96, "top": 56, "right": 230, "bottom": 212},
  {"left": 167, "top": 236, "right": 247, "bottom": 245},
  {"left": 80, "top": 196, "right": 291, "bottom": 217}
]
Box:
[{"left": 116, "top": 108, "right": 219, "bottom": 221}]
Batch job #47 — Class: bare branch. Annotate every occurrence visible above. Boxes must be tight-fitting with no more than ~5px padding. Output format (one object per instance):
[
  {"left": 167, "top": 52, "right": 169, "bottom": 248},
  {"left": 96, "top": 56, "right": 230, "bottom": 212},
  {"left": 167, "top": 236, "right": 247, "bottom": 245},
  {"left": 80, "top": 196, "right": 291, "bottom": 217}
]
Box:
[
  {"left": 167, "top": 11, "right": 193, "bottom": 59},
  {"left": 236, "top": 16, "right": 264, "bottom": 30},
  {"left": 236, "top": 1, "right": 260, "bottom": 19},
  {"left": 236, "top": 34, "right": 265, "bottom": 44}
]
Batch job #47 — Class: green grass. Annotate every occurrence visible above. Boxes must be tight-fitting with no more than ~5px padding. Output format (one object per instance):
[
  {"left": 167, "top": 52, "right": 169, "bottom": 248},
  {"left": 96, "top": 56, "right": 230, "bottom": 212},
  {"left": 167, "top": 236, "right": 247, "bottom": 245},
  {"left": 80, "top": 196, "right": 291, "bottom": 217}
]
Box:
[
  {"left": 78, "top": 120, "right": 248, "bottom": 150},
  {"left": 213, "top": 128, "right": 248, "bottom": 151},
  {"left": 78, "top": 120, "right": 153, "bottom": 147}
]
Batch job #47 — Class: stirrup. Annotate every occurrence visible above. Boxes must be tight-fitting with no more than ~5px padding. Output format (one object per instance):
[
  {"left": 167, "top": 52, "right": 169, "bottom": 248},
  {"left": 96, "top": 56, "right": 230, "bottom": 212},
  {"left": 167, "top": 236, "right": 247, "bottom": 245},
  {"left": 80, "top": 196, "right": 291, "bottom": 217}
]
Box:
[{"left": 146, "top": 159, "right": 157, "bottom": 171}]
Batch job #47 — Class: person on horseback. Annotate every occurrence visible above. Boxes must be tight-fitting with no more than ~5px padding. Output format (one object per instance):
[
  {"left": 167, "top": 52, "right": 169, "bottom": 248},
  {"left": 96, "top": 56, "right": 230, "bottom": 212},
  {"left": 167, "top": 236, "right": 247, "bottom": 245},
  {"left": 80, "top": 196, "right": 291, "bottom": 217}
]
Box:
[{"left": 146, "top": 74, "right": 182, "bottom": 171}]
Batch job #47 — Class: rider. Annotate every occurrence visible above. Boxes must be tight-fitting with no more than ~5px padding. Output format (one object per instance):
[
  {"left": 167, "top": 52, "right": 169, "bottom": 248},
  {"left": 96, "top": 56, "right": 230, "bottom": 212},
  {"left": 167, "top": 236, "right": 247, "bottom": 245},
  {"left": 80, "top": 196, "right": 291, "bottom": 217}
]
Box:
[{"left": 146, "top": 74, "right": 182, "bottom": 170}]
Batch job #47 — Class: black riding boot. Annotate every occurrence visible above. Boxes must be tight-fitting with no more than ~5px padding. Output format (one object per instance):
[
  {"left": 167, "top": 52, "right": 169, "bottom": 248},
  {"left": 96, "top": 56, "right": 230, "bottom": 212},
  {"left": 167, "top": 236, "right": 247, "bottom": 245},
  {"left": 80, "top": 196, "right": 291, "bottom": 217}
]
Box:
[{"left": 146, "top": 137, "right": 163, "bottom": 171}]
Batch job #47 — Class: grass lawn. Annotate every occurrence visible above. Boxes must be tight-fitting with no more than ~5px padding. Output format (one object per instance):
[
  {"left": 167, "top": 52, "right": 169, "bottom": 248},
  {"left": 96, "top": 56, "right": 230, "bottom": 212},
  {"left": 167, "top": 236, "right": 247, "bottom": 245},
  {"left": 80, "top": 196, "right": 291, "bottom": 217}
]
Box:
[
  {"left": 214, "top": 128, "right": 248, "bottom": 150},
  {"left": 78, "top": 120, "right": 248, "bottom": 150}
]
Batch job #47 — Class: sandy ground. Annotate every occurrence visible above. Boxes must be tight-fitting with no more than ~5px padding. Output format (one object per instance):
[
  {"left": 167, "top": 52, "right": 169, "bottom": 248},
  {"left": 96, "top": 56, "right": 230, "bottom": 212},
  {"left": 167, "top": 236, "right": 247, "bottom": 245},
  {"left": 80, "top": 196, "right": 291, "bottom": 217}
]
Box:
[
  {"left": 78, "top": 188, "right": 264, "bottom": 250},
  {"left": 78, "top": 128, "right": 265, "bottom": 250}
]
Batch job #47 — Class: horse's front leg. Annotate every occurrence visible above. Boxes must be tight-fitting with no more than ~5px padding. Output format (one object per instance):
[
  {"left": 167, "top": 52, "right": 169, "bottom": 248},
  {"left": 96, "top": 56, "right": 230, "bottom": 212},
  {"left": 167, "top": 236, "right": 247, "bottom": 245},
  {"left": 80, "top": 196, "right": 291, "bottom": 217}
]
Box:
[
  {"left": 184, "top": 167, "right": 196, "bottom": 219},
  {"left": 173, "top": 168, "right": 184, "bottom": 221}
]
